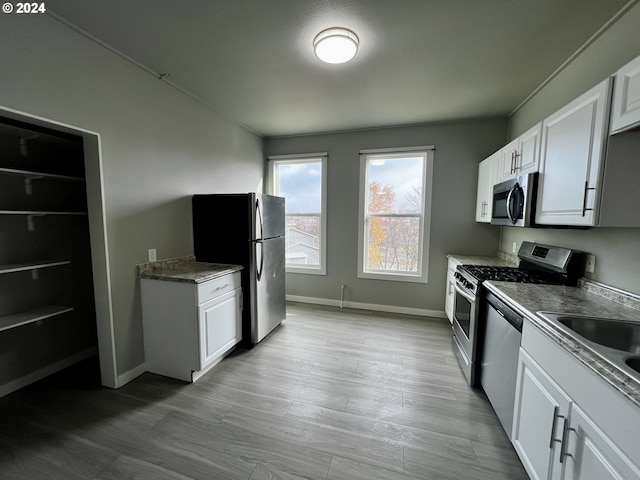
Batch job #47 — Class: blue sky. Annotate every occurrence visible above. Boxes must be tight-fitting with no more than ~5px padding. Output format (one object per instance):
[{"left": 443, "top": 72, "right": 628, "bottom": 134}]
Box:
[
  {"left": 367, "top": 155, "right": 424, "bottom": 212},
  {"left": 276, "top": 161, "right": 322, "bottom": 214},
  {"left": 275, "top": 154, "right": 424, "bottom": 213}
]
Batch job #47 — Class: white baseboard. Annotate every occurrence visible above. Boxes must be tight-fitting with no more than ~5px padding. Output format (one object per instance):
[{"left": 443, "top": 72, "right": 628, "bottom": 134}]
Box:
[
  {"left": 286, "top": 295, "right": 447, "bottom": 319},
  {"left": 116, "top": 362, "right": 148, "bottom": 388},
  {"left": 0, "top": 347, "right": 98, "bottom": 398}
]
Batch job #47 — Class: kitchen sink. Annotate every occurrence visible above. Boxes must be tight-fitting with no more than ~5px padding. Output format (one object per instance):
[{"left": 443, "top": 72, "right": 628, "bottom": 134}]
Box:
[
  {"left": 555, "top": 316, "right": 640, "bottom": 354},
  {"left": 537, "top": 312, "right": 640, "bottom": 381},
  {"left": 626, "top": 357, "right": 640, "bottom": 374}
]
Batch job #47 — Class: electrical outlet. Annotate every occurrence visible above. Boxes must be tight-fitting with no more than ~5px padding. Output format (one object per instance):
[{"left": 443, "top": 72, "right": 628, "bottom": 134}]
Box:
[
  {"left": 148, "top": 248, "right": 157, "bottom": 262},
  {"left": 586, "top": 254, "right": 596, "bottom": 274},
  {"left": 512, "top": 242, "right": 517, "bottom": 253}
]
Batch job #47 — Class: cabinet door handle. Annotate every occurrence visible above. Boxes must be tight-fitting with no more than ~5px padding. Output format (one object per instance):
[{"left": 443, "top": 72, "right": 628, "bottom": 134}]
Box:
[
  {"left": 559, "top": 417, "right": 576, "bottom": 463},
  {"left": 548, "top": 406, "right": 564, "bottom": 449},
  {"left": 213, "top": 284, "right": 230, "bottom": 293},
  {"left": 514, "top": 151, "right": 521, "bottom": 172},
  {"left": 510, "top": 152, "right": 515, "bottom": 174},
  {"left": 581, "top": 181, "right": 596, "bottom": 217}
]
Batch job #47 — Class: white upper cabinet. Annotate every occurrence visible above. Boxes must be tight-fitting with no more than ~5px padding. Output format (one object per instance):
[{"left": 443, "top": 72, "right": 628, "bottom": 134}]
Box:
[
  {"left": 610, "top": 53, "right": 640, "bottom": 134},
  {"left": 497, "top": 122, "right": 542, "bottom": 182},
  {"left": 475, "top": 150, "right": 499, "bottom": 223},
  {"left": 498, "top": 138, "right": 519, "bottom": 182},
  {"left": 535, "top": 78, "right": 612, "bottom": 227},
  {"left": 518, "top": 123, "right": 542, "bottom": 175}
]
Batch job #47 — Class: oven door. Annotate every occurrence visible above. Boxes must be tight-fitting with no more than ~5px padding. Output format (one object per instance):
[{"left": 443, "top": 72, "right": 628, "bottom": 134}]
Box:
[{"left": 452, "top": 281, "right": 480, "bottom": 385}]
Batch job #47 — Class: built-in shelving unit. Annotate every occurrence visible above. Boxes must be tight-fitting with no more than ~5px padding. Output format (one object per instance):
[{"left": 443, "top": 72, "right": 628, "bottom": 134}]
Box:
[
  {"left": 0, "top": 210, "right": 88, "bottom": 215},
  {"left": 0, "top": 167, "right": 85, "bottom": 182},
  {"left": 0, "top": 114, "right": 97, "bottom": 396},
  {"left": 0, "top": 260, "right": 71, "bottom": 275},
  {"left": 0, "top": 305, "right": 74, "bottom": 333}
]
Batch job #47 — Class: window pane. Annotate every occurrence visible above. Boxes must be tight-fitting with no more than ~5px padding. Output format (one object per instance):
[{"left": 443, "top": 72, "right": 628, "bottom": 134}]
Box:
[
  {"left": 273, "top": 159, "right": 323, "bottom": 269},
  {"left": 367, "top": 155, "right": 424, "bottom": 214},
  {"left": 366, "top": 216, "right": 420, "bottom": 273},
  {"left": 276, "top": 162, "right": 322, "bottom": 214},
  {"left": 285, "top": 214, "right": 320, "bottom": 266}
]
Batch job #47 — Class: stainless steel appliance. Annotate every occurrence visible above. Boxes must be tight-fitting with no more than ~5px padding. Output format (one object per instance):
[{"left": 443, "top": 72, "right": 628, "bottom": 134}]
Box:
[
  {"left": 480, "top": 290, "right": 523, "bottom": 439},
  {"left": 491, "top": 172, "right": 538, "bottom": 227},
  {"left": 192, "top": 193, "right": 286, "bottom": 346},
  {"left": 451, "top": 241, "right": 585, "bottom": 388}
]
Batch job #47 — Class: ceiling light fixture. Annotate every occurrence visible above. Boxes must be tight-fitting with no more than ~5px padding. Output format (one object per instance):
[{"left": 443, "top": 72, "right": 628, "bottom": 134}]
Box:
[{"left": 313, "top": 27, "right": 359, "bottom": 64}]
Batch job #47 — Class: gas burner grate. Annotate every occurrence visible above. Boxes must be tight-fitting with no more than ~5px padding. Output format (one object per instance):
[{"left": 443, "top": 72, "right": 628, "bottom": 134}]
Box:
[{"left": 459, "top": 265, "right": 563, "bottom": 285}]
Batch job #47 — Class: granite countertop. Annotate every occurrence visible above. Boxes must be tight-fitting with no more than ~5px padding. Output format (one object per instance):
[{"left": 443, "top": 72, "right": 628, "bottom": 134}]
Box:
[
  {"left": 136, "top": 255, "right": 243, "bottom": 284},
  {"left": 447, "top": 252, "right": 519, "bottom": 267},
  {"left": 484, "top": 280, "right": 640, "bottom": 408}
]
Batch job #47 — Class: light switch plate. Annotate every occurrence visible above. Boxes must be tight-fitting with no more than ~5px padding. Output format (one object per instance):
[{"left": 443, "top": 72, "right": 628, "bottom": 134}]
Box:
[{"left": 148, "top": 248, "right": 157, "bottom": 262}]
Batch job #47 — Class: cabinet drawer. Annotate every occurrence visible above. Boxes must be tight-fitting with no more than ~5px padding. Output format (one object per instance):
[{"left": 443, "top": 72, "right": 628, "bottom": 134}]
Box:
[{"left": 197, "top": 271, "right": 241, "bottom": 305}]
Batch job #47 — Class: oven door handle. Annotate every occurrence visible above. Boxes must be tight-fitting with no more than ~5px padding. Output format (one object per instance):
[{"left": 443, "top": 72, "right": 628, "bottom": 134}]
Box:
[{"left": 454, "top": 282, "right": 477, "bottom": 304}]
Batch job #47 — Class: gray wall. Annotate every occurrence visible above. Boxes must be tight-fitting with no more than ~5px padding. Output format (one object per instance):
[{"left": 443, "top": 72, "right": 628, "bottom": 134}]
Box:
[
  {"left": 266, "top": 119, "right": 507, "bottom": 314},
  {"left": 0, "top": 14, "right": 264, "bottom": 382},
  {"left": 503, "top": 2, "right": 640, "bottom": 295}
]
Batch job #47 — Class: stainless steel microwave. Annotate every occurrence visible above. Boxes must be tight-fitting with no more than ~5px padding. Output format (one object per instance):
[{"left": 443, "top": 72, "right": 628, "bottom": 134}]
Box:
[{"left": 491, "top": 173, "right": 538, "bottom": 227}]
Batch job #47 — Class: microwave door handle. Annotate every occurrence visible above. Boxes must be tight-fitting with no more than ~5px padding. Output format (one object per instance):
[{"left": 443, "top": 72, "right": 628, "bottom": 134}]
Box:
[{"left": 506, "top": 186, "right": 515, "bottom": 224}]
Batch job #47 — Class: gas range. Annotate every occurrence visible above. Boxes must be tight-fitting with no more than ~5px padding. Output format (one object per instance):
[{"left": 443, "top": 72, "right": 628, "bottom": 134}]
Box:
[{"left": 451, "top": 241, "right": 586, "bottom": 387}]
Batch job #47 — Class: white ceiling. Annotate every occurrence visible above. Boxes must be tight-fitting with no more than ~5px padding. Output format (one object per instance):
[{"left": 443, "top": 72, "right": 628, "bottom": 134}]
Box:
[{"left": 48, "top": 0, "right": 631, "bottom": 137}]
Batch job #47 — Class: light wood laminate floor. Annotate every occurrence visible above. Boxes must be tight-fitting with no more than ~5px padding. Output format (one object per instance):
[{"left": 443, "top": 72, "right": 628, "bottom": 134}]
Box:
[{"left": 0, "top": 303, "right": 529, "bottom": 479}]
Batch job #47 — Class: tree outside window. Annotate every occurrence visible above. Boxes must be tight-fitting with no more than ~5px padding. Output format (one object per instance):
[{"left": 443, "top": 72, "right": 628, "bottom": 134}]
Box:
[{"left": 358, "top": 149, "right": 433, "bottom": 283}]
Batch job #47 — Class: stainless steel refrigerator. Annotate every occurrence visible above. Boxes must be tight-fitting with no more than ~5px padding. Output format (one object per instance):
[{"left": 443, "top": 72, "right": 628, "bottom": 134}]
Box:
[{"left": 192, "top": 193, "right": 286, "bottom": 346}]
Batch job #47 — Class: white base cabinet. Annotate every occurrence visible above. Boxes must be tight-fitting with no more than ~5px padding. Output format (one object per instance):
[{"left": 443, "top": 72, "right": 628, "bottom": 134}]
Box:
[
  {"left": 444, "top": 256, "right": 460, "bottom": 323},
  {"left": 141, "top": 271, "right": 242, "bottom": 382},
  {"left": 513, "top": 320, "right": 640, "bottom": 480},
  {"left": 562, "top": 404, "right": 640, "bottom": 480},
  {"left": 513, "top": 349, "right": 570, "bottom": 480}
]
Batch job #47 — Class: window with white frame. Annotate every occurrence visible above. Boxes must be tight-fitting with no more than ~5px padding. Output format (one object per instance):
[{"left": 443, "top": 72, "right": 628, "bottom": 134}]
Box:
[
  {"left": 358, "top": 147, "right": 433, "bottom": 283},
  {"left": 268, "top": 153, "right": 327, "bottom": 275}
]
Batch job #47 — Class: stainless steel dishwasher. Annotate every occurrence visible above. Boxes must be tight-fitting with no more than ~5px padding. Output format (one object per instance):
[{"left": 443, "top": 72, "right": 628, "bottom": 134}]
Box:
[{"left": 479, "top": 290, "right": 523, "bottom": 440}]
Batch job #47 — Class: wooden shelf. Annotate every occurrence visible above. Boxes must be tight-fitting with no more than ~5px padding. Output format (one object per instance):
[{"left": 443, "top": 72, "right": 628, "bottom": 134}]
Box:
[
  {"left": 0, "top": 260, "right": 71, "bottom": 275},
  {"left": 0, "top": 305, "right": 74, "bottom": 333},
  {"left": 0, "top": 168, "right": 85, "bottom": 182},
  {"left": 0, "top": 210, "right": 87, "bottom": 216}
]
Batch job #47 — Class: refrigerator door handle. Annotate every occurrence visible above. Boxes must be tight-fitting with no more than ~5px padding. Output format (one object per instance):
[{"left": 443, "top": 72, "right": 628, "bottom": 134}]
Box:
[
  {"left": 256, "top": 198, "right": 264, "bottom": 240},
  {"left": 256, "top": 241, "right": 264, "bottom": 281}
]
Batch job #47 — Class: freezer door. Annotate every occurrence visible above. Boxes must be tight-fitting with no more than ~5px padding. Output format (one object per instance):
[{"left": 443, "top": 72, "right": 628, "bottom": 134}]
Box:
[
  {"left": 250, "top": 236, "right": 286, "bottom": 343},
  {"left": 254, "top": 193, "right": 285, "bottom": 240}
]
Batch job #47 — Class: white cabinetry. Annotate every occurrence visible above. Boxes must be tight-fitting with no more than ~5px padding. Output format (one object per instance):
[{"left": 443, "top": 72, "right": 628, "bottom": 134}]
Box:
[
  {"left": 610, "top": 53, "right": 640, "bottom": 134},
  {"left": 513, "top": 349, "right": 572, "bottom": 480},
  {"left": 513, "top": 319, "right": 640, "bottom": 480},
  {"left": 535, "top": 78, "right": 612, "bottom": 226},
  {"left": 444, "top": 256, "right": 460, "bottom": 323},
  {"left": 141, "top": 271, "right": 242, "bottom": 382},
  {"left": 497, "top": 122, "right": 542, "bottom": 182},
  {"left": 475, "top": 151, "right": 499, "bottom": 223},
  {"left": 562, "top": 404, "right": 640, "bottom": 480}
]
